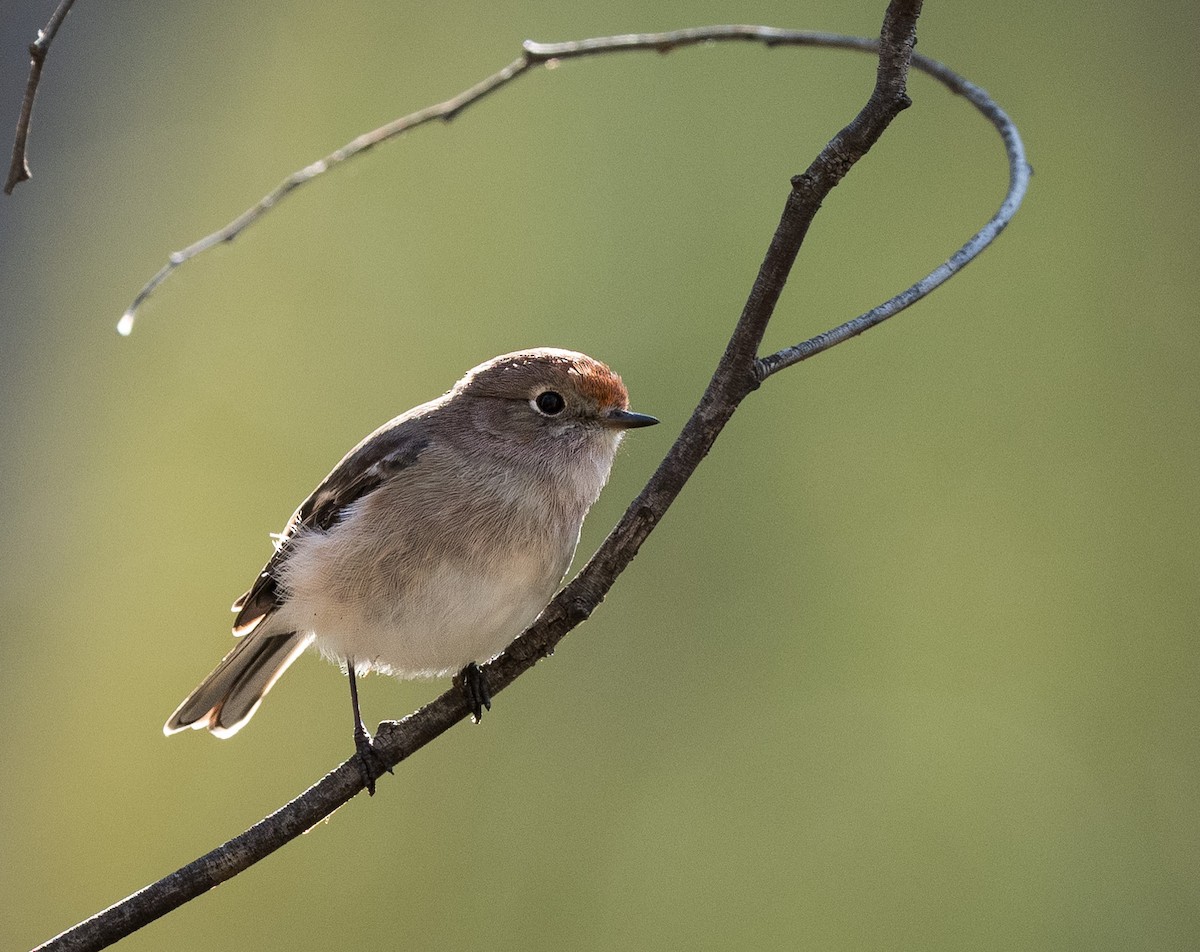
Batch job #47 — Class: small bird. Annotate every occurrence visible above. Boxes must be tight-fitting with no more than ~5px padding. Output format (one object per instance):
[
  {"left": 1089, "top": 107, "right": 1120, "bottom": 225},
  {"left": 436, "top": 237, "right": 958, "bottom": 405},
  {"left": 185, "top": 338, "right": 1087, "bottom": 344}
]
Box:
[{"left": 164, "top": 348, "right": 657, "bottom": 791}]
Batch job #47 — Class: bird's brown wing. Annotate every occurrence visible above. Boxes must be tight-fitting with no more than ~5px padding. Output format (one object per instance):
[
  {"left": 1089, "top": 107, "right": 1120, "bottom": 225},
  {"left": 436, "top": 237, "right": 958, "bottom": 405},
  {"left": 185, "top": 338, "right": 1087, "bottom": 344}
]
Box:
[{"left": 231, "top": 424, "right": 430, "bottom": 633}]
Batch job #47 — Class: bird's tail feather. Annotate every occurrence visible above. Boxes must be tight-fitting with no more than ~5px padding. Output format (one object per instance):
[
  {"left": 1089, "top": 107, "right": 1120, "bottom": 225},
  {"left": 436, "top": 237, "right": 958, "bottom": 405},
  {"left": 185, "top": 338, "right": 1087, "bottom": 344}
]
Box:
[{"left": 164, "top": 630, "right": 314, "bottom": 738}]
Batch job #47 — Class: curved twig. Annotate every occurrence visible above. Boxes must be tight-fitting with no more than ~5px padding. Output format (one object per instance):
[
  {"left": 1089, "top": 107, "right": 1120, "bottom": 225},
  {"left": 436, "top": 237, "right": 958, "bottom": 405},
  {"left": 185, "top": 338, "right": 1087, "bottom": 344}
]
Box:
[
  {"left": 756, "top": 49, "right": 1030, "bottom": 378},
  {"left": 116, "top": 23, "right": 1027, "bottom": 336},
  {"left": 36, "top": 4, "right": 1031, "bottom": 950},
  {"left": 4, "top": 0, "right": 78, "bottom": 195}
]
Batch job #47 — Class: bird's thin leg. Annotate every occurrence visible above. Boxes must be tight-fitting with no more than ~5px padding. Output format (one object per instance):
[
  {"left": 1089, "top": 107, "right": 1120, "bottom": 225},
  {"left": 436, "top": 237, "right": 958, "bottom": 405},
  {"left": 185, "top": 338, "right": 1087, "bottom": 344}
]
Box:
[
  {"left": 456, "top": 662, "right": 492, "bottom": 723},
  {"left": 347, "top": 659, "right": 390, "bottom": 795}
]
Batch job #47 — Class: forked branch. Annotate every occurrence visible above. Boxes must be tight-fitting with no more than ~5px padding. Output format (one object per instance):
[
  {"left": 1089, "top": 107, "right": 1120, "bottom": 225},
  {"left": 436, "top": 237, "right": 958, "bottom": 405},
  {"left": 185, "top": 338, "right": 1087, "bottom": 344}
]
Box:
[{"left": 35, "top": 3, "right": 1030, "bottom": 950}]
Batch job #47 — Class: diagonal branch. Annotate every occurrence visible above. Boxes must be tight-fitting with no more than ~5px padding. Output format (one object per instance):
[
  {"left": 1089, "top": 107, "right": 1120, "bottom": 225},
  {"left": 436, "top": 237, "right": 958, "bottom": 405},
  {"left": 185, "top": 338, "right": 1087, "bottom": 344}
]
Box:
[
  {"left": 5, "top": 0, "right": 78, "bottom": 195},
  {"left": 34, "top": 3, "right": 1031, "bottom": 950}
]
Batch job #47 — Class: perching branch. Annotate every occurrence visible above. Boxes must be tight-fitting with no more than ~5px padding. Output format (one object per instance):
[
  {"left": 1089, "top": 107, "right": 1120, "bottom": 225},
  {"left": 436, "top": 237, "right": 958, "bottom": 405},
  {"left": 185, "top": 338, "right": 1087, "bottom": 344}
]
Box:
[
  {"left": 4, "top": 0, "right": 77, "bottom": 195},
  {"left": 35, "top": 3, "right": 1030, "bottom": 950}
]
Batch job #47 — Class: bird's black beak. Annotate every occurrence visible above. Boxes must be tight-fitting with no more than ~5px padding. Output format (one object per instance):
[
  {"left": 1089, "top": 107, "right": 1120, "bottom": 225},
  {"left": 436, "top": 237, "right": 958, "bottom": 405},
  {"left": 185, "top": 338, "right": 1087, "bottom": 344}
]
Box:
[{"left": 604, "top": 408, "right": 660, "bottom": 430}]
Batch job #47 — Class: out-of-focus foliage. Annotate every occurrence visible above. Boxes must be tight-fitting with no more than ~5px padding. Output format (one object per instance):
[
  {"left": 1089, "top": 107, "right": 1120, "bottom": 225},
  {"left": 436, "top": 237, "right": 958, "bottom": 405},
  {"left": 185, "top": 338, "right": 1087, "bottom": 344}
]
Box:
[{"left": 2, "top": 2, "right": 1197, "bottom": 950}]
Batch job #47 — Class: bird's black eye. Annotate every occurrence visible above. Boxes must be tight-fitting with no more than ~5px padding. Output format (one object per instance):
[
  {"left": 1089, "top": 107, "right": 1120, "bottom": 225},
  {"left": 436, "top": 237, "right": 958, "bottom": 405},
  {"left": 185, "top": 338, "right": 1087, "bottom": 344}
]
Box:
[{"left": 534, "top": 391, "right": 565, "bottom": 415}]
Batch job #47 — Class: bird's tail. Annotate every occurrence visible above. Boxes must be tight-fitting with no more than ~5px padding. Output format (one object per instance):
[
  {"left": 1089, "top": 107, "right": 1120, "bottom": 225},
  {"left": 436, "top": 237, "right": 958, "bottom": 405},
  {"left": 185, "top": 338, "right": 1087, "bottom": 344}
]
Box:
[{"left": 164, "top": 630, "right": 314, "bottom": 738}]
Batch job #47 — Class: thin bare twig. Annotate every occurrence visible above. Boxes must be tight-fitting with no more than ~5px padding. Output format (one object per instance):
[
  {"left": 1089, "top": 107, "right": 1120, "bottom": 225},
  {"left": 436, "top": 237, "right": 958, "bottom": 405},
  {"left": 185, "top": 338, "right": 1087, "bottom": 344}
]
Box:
[
  {"left": 5, "top": 0, "right": 78, "bottom": 195},
  {"left": 116, "top": 22, "right": 1028, "bottom": 336},
  {"left": 755, "top": 51, "right": 1030, "bottom": 379},
  {"left": 35, "top": 4, "right": 1030, "bottom": 950}
]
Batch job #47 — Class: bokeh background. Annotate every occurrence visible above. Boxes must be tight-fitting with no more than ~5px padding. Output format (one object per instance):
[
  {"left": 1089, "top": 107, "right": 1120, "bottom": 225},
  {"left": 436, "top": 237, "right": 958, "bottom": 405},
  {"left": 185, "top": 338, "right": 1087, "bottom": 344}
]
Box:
[{"left": 2, "top": 1, "right": 1197, "bottom": 949}]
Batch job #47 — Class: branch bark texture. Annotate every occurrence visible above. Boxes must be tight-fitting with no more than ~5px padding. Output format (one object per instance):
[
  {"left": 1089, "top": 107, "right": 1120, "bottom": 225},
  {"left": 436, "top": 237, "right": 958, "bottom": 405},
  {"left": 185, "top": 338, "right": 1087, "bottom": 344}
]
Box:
[
  {"left": 4, "top": 0, "right": 77, "bottom": 194},
  {"left": 34, "top": 3, "right": 1031, "bottom": 949}
]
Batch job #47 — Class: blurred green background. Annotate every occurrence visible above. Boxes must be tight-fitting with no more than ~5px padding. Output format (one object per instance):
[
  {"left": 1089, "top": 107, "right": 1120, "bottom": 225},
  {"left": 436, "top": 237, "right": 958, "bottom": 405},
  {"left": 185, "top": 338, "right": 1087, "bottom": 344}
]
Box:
[{"left": 2, "top": 1, "right": 1197, "bottom": 949}]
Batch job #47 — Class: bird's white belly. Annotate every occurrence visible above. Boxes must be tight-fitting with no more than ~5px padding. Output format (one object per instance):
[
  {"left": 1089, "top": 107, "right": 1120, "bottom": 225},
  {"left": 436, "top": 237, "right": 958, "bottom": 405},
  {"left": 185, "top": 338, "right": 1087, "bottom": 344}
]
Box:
[{"left": 272, "top": 527, "right": 566, "bottom": 678}]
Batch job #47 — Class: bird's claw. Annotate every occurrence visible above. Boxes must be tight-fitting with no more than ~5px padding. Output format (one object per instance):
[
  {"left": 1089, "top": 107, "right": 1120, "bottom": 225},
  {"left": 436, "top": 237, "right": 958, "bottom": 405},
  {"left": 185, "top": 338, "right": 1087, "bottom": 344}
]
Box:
[
  {"left": 457, "top": 662, "right": 492, "bottom": 723},
  {"left": 352, "top": 725, "right": 392, "bottom": 796}
]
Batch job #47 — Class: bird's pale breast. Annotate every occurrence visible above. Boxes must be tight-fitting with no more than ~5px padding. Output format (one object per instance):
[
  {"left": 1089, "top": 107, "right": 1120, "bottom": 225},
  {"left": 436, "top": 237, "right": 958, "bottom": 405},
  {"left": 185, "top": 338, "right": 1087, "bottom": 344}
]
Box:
[{"left": 270, "top": 448, "right": 580, "bottom": 677}]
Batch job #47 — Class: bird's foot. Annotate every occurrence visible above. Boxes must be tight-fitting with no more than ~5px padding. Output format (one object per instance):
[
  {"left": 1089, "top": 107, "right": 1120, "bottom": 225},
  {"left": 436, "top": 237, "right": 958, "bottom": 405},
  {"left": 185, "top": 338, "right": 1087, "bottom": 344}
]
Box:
[
  {"left": 456, "top": 662, "right": 492, "bottom": 723},
  {"left": 352, "top": 723, "right": 392, "bottom": 796}
]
